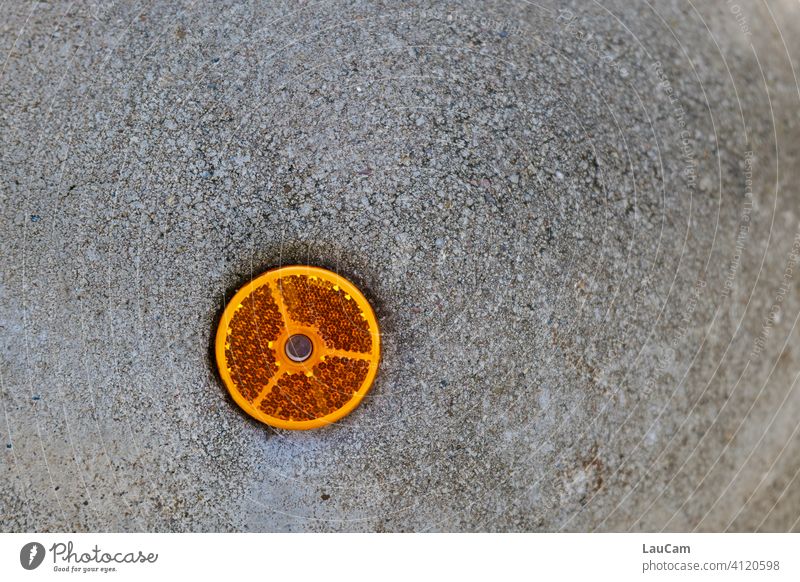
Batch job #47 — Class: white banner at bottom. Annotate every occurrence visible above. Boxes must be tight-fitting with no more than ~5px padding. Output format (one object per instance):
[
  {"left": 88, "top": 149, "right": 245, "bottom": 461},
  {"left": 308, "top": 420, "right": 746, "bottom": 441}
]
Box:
[{"left": 0, "top": 533, "right": 797, "bottom": 581}]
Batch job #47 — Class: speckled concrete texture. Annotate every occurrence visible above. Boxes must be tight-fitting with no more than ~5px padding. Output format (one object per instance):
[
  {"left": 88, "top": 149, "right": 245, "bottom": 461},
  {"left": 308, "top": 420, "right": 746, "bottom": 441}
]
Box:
[{"left": 2, "top": 1, "right": 800, "bottom": 532}]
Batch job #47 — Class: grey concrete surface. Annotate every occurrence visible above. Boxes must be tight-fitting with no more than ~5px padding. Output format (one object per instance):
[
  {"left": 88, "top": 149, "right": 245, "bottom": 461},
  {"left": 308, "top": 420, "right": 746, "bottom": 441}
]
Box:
[{"left": 2, "top": 1, "right": 800, "bottom": 532}]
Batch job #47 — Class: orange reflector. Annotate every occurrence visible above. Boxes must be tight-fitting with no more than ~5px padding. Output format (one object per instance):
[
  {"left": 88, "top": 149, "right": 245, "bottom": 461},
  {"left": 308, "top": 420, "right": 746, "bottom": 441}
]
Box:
[{"left": 215, "top": 265, "right": 380, "bottom": 430}]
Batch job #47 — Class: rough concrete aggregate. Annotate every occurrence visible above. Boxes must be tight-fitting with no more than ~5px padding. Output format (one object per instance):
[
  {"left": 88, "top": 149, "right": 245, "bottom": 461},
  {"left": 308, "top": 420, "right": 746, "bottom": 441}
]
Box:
[{"left": 2, "top": 1, "right": 800, "bottom": 531}]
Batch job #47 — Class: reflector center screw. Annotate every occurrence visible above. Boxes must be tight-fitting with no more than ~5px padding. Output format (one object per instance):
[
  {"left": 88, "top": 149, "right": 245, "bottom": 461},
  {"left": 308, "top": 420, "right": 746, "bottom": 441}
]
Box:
[{"left": 285, "top": 334, "right": 313, "bottom": 362}]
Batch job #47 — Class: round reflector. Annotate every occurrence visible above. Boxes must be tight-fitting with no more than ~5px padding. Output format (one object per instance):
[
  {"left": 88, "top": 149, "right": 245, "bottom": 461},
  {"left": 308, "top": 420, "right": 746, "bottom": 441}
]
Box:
[{"left": 216, "top": 265, "right": 380, "bottom": 430}]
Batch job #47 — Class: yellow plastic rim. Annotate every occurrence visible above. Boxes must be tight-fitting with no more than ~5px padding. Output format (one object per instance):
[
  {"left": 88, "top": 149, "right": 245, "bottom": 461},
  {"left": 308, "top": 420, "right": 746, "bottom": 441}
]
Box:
[{"left": 216, "top": 265, "right": 381, "bottom": 430}]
